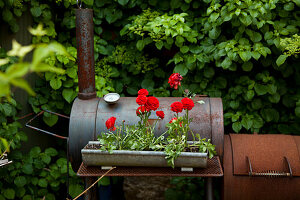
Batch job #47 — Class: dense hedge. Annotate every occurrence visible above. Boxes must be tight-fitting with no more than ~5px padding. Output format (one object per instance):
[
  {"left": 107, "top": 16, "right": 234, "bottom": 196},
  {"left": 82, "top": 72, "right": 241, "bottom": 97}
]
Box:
[{"left": 11, "top": 0, "right": 298, "bottom": 134}]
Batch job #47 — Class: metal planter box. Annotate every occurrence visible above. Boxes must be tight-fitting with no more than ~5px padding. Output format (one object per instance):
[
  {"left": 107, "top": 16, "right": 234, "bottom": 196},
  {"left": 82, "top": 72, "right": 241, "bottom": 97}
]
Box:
[{"left": 82, "top": 141, "right": 208, "bottom": 168}]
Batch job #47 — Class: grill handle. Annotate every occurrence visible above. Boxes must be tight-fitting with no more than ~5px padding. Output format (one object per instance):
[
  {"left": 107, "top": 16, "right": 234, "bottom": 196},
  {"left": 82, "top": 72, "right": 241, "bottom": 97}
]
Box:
[{"left": 247, "top": 156, "right": 293, "bottom": 177}]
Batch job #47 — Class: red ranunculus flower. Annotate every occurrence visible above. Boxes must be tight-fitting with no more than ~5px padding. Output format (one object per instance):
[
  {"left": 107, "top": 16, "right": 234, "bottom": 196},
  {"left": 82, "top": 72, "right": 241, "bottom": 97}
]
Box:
[
  {"left": 169, "top": 117, "right": 177, "bottom": 123},
  {"left": 138, "top": 89, "right": 149, "bottom": 96},
  {"left": 145, "top": 96, "right": 159, "bottom": 111},
  {"left": 106, "top": 117, "right": 116, "bottom": 131},
  {"left": 168, "top": 73, "right": 183, "bottom": 90},
  {"left": 170, "top": 101, "right": 183, "bottom": 113},
  {"left": 136, "top": 106, "right": 148, "bottom": 116},
  {"left": 181, "top": 97, "right": 194, "bottom": 110},
  {"left": 156, "top": 111, "right": 165, "bottom": 119},
  {"left": 136, "top": 95, "right": 147, "bottom": 105}
]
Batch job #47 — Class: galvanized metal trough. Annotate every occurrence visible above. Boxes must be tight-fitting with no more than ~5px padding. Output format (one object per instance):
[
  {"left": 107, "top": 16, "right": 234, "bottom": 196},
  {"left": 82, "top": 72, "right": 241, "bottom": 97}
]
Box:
[{"left": 82, "top": 141, "right": 208, "bottom": 168}]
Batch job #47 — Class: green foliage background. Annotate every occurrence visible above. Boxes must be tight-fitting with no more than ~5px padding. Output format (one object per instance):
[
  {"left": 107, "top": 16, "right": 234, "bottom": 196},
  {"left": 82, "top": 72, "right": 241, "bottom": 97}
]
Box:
[
  {"left": 20, "top": 0, "right": 300, "bottom": 134},
  {"left": 1, "top": 0, "right": 300, "bottom": 199}
]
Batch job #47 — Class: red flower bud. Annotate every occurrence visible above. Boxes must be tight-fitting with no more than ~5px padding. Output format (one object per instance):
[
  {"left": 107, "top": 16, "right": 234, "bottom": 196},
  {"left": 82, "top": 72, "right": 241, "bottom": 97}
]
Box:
[{"left": 169, "top": 117, "right": 177, "bottom": 123}]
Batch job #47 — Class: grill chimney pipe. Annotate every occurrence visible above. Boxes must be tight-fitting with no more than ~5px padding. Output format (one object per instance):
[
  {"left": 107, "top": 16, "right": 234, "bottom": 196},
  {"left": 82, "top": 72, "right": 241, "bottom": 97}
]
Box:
[{"left": 75, "top": 9, "right": 96, "bottom": 100}]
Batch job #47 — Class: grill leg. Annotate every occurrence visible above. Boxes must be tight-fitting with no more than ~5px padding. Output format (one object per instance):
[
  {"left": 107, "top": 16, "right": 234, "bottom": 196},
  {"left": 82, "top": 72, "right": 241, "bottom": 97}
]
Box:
[
  {"left": 205, "top": 177, "right": 214, "bottom": 200},
  {"left": 84, "top": 177, "right": 98, "bottom": 200}
]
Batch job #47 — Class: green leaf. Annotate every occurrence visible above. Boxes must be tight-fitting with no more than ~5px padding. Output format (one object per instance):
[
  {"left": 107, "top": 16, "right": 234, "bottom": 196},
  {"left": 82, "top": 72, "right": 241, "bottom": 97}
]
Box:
[
  {"left": 209, "top": 27, "right": 221, "bottom": 39},
  {"left": 34, "top": 63, "right": 65, "bottom": 74},
  {"left": 6, "top": 63, "right": 30, "bottom": 79},
  {"left": 293, "top": 0, "right": 300, "bottom": 6},
  {"left": 41, "top": 154, "right": 51, "bottom": 164},
  {"left": 210, "top": 13, "right": 219, "bottom": 22},
  {"left": 38, "top": 179, "right": 48, "bottom": 188},
  {"left": 242, "top": 62, "right": 253, "bottom": 71},
  {"left": 136, "top": 40, "right": 144, "bottom": 51},
  {"left": 22, "top": 195, "right": 32, "bottom": 200},
  {"left": 176, "top": 36, "right": 184, "bottom": 44},
  {"left": 245, "top": 90, "right": 255, "bottom": 100},
  {"left": 10, "top": 78, "right": 35, "bottom": 96},
  {"left": 268, "top": 93, "right": 280, "bottom": 103},
  {"left": 30, "top": 146, "right": 41, "bottom": 157},
  {"left": 3, "top": 9, "right": 13, "bottom": 22},
  {"left": 251, "top": 99, "right": 262, "bottom": 110},
  {"left": 118, "top": 0, "right": 129, "bottom": 6},
  {"left": 2, "top": 104, "right": 12, "bottom": 116},
  {"left": 62, "top": 88, "right": 76, "bottom": 103},
  {"left": 232, "top": 122, "right": 242, "bottom": 133},
  {"left": 180, "top": 46, "right": 189, "bottom": 53},
  {"left": 0, "top": 138, "right": 9, "bottom": 153},
  {"left": 267, "top": 84, "right": 277, "bottom": 95},
  {"left": 229, "top": 101, "right": 239, "bottom": 109},
  {"left": 30, "top": 7, "right": 42, "bottom": 17},
  {"left": 261, "top": 108, "right": 279, "bottom": 122},
  {"left": 254, "top": 84, "right": 268, "bottom": 95},
  {"left": 83, "top": 0, "right": 94, "bottom": 5},
  {"left": 45, "top": 148, "right": 58, "bottom": 156},
  {"left": 127, "top": 87, "right": 138, "bottom": 95},
  {"left": 14, "top": 176, "right": 27, "bottom": 187},
  {"left": 284, "top": 2, "right": 294, "bottom": 11},
  {"left": 22, "top": 164, "right": 33, "bottom": 174},
  {"left": 4, "top": 189, "right": 15, "bottom": 199},
  {"left": 69, "top": 184, "right": 84, "bottom": 198},
  {"left": 170, "top": 0, "right": 182, "bottom": 9},
  {"left": 66, "top": 68, "right": 77, "bottom": 78},
  {"left": 50, "top": 78, "right": 62, "bottom": 90},
  {"left": 16, "top": 187, "right": 25, "bottom": 198},
  {"left": 238, "top": 51, "right": 251, "bottom": 61},
  {"left": 251, "top": 52, "right": 261, "bottom": 60},
  {"left": 253, "top": 116, "right": 263, "bottom": 128},
  {"left": 141, "top": 79, "right": 155, "bottom": 90},
  {"left": 110, "top": 67, "right": 120, "bottom": 78},
  {"left": 174, "top": 64, "right": 188, "bottom": 76},
  {"left": 241, "top": 117, "right": 253, "bottom": 130},
  {"left": 221, "top": 57, "right": 232, "bottom": 69},
  {"left": 99, "top": 177, "right": 110, "bottom": 186},
  {"left": 276, "top": 55, "right": 288, "bottom": 66},
  {"left": 43, "top": 114, "right": 58, "bottom": 127},
  {"left": 155, "top": 41, "right": 163, "bottom": 50}
]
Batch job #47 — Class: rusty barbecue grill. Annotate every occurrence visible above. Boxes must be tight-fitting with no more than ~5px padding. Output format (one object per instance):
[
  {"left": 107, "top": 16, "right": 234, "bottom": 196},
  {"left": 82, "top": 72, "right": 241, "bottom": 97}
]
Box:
[
  {"left": 67, "top": 8, "right": 224, "bottom": 173},
  {"left": 24, "top": 7, "right": 224, "bottom": 200}
]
